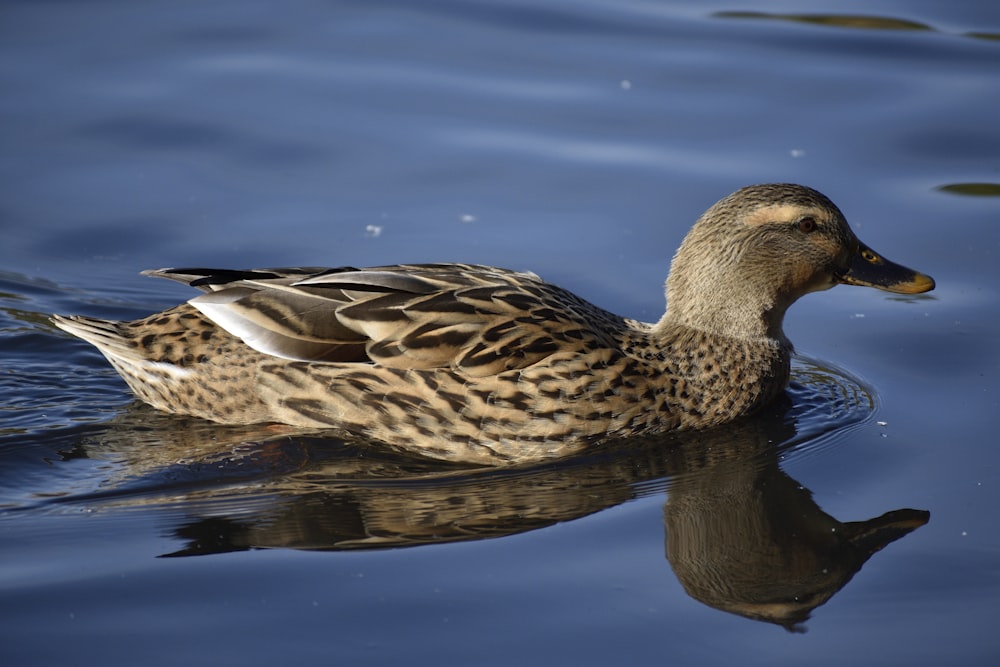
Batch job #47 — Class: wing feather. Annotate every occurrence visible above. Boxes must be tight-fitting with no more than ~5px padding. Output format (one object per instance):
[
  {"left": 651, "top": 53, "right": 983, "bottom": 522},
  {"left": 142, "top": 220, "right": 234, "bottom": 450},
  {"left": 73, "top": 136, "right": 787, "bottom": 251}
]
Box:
[{"left": 149, "top": 264, "right": 620, "bottom": 372}]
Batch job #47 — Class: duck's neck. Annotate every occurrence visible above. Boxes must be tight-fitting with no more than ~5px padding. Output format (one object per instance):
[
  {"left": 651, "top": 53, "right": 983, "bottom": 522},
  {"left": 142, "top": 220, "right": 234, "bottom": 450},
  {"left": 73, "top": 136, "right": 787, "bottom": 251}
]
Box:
[{"left": 655, "top": 275, "right": 792, "bottom": 347}]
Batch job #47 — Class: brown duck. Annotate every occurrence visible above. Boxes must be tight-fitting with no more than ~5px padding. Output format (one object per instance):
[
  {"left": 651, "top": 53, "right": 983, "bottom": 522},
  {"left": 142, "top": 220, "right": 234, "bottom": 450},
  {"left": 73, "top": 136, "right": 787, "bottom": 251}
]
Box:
[{"left": 52, "top": 184, "right": 934, "bottom": 464}]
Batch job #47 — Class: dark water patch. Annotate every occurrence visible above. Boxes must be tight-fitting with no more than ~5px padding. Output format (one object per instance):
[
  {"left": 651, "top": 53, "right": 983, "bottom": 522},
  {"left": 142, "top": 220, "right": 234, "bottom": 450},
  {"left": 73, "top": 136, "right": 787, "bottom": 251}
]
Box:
[
  {"left": 714, "top": 11, "right": 934, "bottom": 32},
  {"left": 938, "top": 182, "right": 1000, "bottom": 196},
  {"left": 346, "top": 0, "right": 667, "bottom": 39},
  {"left": 168, "top": 25, "right": 279, "bottom": 46},
  {"left": 76, "top": 117, "right": 238, "bottom": 151},
  {"left": 894, "top": 128, "right": 1000, "bottom": 164},
  {"left": 968, "top": 31, "right": 1000, "bottom": 41},
  {"left": 74, "top": 117, "right": 327, "bottom": 165}
]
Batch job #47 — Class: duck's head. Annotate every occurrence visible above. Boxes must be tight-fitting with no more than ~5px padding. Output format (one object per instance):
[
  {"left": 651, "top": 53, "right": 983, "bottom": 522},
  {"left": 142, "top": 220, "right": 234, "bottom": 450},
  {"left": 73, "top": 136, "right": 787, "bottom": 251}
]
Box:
[{"left": 662, "top": 184, "right": 934, "bottom": 341}]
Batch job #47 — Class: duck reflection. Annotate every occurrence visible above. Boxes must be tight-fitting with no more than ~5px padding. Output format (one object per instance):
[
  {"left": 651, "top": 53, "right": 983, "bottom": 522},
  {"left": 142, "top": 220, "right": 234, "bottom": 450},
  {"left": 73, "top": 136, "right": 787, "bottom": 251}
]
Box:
[
  {"left": 661, "top": 429, "right": 927, "bottom": 630},
  {"left": 72, "top": 363, "right": 927, "bottom": 630}
]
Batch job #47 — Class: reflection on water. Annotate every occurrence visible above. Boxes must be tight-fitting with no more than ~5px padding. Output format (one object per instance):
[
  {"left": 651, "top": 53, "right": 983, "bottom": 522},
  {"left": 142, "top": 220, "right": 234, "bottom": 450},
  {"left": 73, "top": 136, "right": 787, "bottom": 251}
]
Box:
[
  {"left": 25, "top": 358, "right": 926, "bottom": 630},
  {"left": 663, "top": 440, "right": 926, "bottom": 631}
]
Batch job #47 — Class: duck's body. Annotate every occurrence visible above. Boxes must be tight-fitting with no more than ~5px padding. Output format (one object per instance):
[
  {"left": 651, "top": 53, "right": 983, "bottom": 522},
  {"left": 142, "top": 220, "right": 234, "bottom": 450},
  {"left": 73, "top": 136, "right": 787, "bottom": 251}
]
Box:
[{"left": 53, "top": 184, "right": 934, "bottom": 464}]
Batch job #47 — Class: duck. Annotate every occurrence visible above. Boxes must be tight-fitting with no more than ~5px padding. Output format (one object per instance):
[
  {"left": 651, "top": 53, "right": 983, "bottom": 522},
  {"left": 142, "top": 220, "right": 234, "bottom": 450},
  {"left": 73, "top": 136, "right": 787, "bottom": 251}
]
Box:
[{"left": 52, "top": 184, "right": 934, "bottom": 464}]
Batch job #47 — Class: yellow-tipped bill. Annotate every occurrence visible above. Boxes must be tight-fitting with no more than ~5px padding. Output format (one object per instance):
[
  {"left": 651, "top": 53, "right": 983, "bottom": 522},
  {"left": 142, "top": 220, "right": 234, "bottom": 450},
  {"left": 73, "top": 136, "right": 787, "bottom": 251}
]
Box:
[{"left": 837, "top": 242, "right": 935, "bottom": 294}]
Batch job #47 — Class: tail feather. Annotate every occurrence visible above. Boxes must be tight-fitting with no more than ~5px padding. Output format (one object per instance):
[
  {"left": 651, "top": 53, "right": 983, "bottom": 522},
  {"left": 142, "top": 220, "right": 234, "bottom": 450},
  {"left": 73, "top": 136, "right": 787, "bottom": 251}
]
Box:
[{"left": 50, "top": 314, "right": 138, "bottom": 361}]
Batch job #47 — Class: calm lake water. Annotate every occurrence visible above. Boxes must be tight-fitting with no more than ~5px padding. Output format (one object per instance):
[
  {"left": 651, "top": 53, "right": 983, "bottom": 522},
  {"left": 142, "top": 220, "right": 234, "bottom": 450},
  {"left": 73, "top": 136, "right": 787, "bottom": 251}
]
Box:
[{"left": 2, "top": 1, "right": 999, "bottom": 664}]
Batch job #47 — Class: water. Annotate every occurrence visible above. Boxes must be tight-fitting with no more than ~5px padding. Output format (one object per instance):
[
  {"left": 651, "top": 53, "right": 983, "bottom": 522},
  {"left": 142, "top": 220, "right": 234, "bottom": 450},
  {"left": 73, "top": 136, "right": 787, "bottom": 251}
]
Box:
[{"left": 2, "top": 1, "right": 999, "bottom": 664}]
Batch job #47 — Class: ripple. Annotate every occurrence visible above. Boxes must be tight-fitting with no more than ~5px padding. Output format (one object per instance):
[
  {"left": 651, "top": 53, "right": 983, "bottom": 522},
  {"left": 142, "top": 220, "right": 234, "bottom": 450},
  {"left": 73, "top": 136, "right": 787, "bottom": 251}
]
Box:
[{"left": 777, "top": 355, "right": 876, "bottom": 460}]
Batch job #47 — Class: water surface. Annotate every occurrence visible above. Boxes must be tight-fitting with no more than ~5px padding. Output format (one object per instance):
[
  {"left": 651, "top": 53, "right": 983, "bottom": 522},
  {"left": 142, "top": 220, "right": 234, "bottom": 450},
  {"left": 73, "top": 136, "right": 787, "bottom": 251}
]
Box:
[{"left": 2, "top": 1, "right": 999, "bottom": 665}]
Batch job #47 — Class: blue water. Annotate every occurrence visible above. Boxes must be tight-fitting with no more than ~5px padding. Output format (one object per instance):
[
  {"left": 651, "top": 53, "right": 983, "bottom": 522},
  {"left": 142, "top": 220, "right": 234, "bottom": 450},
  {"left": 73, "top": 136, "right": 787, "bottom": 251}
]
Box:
[{"left": 3, "top": 1, "right": 1000, "bottom": 665}]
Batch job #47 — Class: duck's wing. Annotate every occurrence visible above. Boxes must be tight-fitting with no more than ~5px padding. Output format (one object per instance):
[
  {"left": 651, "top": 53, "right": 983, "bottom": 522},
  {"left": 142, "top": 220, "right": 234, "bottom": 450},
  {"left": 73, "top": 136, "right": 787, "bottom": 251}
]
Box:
[
  {"left": 142, "top": 267, "right": 335, "bottom": 292},
  {"left": 145, "top": 264, "right": 617, "bottom": 375}
]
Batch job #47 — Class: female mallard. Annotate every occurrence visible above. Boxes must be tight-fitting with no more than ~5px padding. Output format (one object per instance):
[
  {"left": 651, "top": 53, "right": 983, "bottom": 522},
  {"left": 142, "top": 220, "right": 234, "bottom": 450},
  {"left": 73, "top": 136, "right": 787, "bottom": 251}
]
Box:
[{"left": 53, "top": 184, "right": 934, "bottom": 464}]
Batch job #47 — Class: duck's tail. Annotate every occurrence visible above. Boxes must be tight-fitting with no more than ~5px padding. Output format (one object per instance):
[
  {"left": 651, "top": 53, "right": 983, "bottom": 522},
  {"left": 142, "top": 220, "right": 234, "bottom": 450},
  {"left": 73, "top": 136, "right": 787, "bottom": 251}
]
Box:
[
  {"left": 51, "top": 314, "right": 138, "bottom": 361},
  {"left": 51, "top": 312, "right": 207, "bottom": 418}
]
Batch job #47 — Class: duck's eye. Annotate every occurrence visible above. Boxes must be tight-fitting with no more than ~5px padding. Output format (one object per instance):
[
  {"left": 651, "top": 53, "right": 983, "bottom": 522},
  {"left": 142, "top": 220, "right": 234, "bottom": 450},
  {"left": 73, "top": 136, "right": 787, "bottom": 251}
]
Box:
[{"left": 797, "top": 217, "right": 818, "bottom": 233}]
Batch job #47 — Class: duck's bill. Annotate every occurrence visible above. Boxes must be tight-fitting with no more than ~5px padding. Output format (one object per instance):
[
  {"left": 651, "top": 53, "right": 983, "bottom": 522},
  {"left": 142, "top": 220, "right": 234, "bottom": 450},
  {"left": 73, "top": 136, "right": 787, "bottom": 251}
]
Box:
[{"left": 837, "top": 242, "right": 935, "bottom": 294}]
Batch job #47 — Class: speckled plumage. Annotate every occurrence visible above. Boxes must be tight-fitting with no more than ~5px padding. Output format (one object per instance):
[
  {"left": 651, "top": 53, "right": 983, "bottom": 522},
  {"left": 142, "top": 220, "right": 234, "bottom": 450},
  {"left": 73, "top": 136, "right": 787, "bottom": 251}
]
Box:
[{"left": 52, "top": 184, "right": 934, "bottom": 464}]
